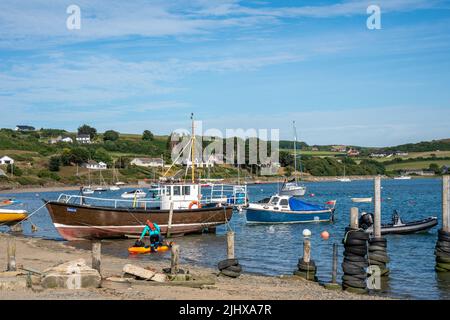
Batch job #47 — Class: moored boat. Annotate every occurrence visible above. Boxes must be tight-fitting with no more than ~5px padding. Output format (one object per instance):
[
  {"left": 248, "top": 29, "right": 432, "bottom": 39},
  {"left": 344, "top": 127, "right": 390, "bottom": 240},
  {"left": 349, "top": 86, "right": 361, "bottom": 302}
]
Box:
[
  {"left": 0, "top": 208, "right": 28, "bottom": 226},
  {"left": 359, "top": 211, "right": 438, "bottom": 235},
  {"left": 246, "top": 195, "right": 335, "bottom": 224},
  {"left": 351, "top": 197, "right": 372, "bottom": 203},
  {"left": 121, "top": 189, "right": 147, "bottom": 199}
]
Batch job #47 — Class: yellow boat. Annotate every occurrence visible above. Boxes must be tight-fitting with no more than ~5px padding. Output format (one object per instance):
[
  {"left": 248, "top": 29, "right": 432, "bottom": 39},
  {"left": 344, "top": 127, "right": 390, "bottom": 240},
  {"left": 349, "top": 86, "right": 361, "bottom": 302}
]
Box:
[
  {"left": 0, "top": 209, "right": 28, "bottom": 226},
  {"left": 128, "top": 245, "right": 170, "bottom": 254}
]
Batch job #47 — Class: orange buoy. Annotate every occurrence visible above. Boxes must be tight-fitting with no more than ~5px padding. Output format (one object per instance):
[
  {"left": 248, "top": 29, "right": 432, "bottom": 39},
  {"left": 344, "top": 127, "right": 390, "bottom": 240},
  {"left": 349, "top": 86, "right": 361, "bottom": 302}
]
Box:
[
  {"left": 321, "top": 231, "right": 330, "bottom": 240},
  {"left": 188, "top": 200, "right": 202, "bottom": 209}
]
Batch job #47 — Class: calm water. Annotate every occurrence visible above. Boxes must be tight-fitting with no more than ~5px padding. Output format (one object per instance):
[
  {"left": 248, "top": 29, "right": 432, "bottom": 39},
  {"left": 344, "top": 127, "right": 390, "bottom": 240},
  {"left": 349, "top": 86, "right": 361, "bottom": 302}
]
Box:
[{"left": 2, "top": 178, "right": 450, "bottom": 299}]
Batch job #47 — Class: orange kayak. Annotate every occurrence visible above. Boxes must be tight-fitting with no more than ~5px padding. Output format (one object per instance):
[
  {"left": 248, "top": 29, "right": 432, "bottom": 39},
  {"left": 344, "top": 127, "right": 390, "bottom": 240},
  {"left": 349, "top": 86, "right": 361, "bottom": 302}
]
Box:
[
  {"left": 128, "top": 245, "right": 170, "bottom": 254},
  {"left": 0, "top": 209, "right": 28, "bottom": 226}
]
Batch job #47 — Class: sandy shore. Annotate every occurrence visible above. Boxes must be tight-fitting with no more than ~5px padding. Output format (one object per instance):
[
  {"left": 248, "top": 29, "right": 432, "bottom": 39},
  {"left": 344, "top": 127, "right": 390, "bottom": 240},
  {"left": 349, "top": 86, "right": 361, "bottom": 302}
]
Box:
[{"left": 0, "top": 233, "right": 388, "bottom": 300}]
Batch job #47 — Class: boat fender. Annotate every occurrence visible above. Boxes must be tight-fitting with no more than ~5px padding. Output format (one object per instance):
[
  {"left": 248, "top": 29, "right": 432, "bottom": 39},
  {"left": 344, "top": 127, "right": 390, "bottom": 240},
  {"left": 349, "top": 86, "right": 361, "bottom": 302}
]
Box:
[{"left": 188, "top": 200, "right": 202, "bottom": 209}]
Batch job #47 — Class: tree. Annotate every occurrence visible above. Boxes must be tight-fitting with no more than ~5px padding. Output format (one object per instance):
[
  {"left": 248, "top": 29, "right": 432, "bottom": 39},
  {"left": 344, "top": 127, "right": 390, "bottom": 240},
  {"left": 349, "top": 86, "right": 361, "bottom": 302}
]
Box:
[
  {"left": 93, "top": 147, "right": 112, "bottom": 166},
  {"left": 429, "top": 163, "right": 441, "bottom": 174},
  {"left": 78, "top": 124, "right": 97, "bottom": 140},
  {"left": 7, "top": 164, "right": 22, "bottom": 176},
  {"left": 69, "top": 147, "right": 91, "bottom": 165},
  {"left": 142, "top": 130, "right": 154, "bottom": 141},
  {"left": 103, "top": 130, "right": 119, "bottom": 142},
  {"left": 284, "top": 165, "right": 294, "bottom": 177},
  {"left": 48, "top": 156, "right": 61, "bottom": 172}
]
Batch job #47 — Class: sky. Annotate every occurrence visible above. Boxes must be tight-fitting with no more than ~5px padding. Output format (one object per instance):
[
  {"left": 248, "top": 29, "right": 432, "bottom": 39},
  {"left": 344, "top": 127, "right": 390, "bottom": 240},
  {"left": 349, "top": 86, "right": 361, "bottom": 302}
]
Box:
[{"left": 0, "top": 0, "right": 449, "bottom": 147}]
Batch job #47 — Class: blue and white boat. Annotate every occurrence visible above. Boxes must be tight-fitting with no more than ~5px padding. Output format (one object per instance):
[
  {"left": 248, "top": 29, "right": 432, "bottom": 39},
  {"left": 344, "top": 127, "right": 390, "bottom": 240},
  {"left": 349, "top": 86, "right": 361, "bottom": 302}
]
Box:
[{"left": 246, "top": 195, "right": 335, "bottom": 224}]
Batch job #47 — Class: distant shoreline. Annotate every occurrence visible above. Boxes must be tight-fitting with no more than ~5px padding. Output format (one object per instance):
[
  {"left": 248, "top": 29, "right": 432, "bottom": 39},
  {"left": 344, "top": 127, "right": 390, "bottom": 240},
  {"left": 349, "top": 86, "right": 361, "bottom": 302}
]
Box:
[{"left": 0, "top": 174, "right": 436, "bottom": 195}]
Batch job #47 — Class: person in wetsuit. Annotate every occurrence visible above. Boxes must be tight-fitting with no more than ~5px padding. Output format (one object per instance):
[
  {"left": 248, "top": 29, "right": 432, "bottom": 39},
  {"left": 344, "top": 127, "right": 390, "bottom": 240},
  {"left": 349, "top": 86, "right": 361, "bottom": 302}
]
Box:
[{"left": 137, "top": 220, "right": 163, "bottom": 252}]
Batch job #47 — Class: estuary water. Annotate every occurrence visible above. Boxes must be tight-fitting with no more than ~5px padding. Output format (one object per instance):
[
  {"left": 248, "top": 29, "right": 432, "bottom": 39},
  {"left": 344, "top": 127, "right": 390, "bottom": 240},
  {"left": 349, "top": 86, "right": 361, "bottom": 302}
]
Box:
[{"left": 2, "top": 178, "right": 450, "bottom": 299}]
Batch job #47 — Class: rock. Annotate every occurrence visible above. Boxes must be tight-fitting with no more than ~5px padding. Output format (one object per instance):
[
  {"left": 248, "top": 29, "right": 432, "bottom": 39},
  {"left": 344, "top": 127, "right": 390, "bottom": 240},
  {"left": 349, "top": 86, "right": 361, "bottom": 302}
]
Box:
[
  {"left": 0, "top": 271, "right": 26, "bottom": 278},
  {"left": 41, "top": 259, "right": 101, "bottom": 289},
  {"left": 123, "top": 264, "right": 155, "bottom": 280},
  {"left": 0, "top": 277, "right": 27, "bottom": 290},
  {"left": 151, "top": 273, "right": 167, "bottom": 283}
]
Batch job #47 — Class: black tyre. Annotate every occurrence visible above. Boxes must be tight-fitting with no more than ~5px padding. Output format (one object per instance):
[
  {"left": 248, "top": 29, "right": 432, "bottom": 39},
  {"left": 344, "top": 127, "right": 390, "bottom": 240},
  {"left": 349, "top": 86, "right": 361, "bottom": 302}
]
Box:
[
  {"left": 342, "top": 264, "right": 364, "bottom": 275},
  {"left": 369, "top": 237, "right": 387, "bottom": 244},
  {"left": 342, "top": 279, "right": 367, "bottom": 289},
  {"left": 218, "top": 259, "right": 239, "bottom": 270},
  {"left": 345, "top": 231, "right": 370, "bottom": 241},
  {"left": 438, "top": 229, "right": 450, "bottom": 238},
  {"left": 369, "top": 245, "right": 387, "bottom": 252},
  {"left": 436, "top": 255, "right": 450, "bottom": 264},
  {"left": 298, "top": 259, "right": 316, "bottom": 268},
  {"left": 368, "top": 260, "right": 385, "bottom": 266},
  {"left": 342, "top": 273, "right": 367, "bottom": 281},
  {"left": 435, "top": 245, "right": 450, "bottom": 254},
  {"left": 343, "top": 254, "right": 366, "bottom": 263},
  {"left": 344, "top": 246, "right": 367, "bottom": 256},
  {"left": 435, "top": 249, "right": 450, "bottom": 258},
  {"left": 436, "top": 241, "right": 450, "bottom": 250},
  {"left": 221, "top": 269, "right": 241, "bottom": 278},
  {"left": 298, "top": 263, "right": 317, "bottom": 272},
  {"left": 293, "top": 270, "right": 317, "bottom": 281},
  {"left": 343, "top": 260, "right": 368, "bottom": 269},
  {"left": 436, "top": 262, "right": 450, "bottom": 271},
  {"left": 225, "top": 264, "right": 242, "bottom": 273},
  {"left": 368, "top": 253, "right": 390, "bottom": 263},
  {"left": 343, "top": 238, "right": 367, "bottom": 246}
]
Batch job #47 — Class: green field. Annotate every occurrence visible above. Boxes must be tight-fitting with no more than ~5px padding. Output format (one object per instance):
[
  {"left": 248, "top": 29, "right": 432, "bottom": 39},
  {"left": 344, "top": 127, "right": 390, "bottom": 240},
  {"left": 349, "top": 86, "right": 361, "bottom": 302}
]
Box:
[
  {"left": 385, "top": 160, "right": 450, "bottom": 171},
  {"left": 281, "top": 149, "right": 345, "bottom": 157}
]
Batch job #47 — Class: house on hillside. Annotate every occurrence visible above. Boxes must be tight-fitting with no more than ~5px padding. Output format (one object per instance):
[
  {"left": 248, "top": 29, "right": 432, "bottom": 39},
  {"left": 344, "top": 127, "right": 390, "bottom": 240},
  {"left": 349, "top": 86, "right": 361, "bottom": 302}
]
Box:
[
  {"left": 83, "top": 160, "right": 107, "bottom": 170},
  {"left": 311, "top": 147, "right": 319, "bottom": 151},
  {"left": 76, "top": 134, "right": 91, "bottom": 144},
  {"left": 49, "top": 136, "right": 74, "bottom": 144},
  {"left": 370, "top": 152, "right": 387, "bottom": 158},
  {"left": 395, "top": 151, "right": 409, "bottom": 157},
  {"left": 347, "top": 148, "right": 360, "bottom": 157},
  {"left": 401, "top": 169, "right": 435, "bottom": 176},
  {"left": 130, "top": 158, "right": 164, "bottom": 168},
  {"left": 15, "top": 125, "right": 35, "bottom": 132},
  {"left": 331, "top": 145, "right": 346, "bottom": 153},
  {"left": 0, "top": 156, "right": 14, "bottom": 165}
]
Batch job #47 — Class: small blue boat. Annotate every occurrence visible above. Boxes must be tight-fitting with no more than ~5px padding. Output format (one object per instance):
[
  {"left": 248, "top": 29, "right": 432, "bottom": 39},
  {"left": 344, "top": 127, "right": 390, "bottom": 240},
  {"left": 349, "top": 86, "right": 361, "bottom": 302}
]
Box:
[{"left": 246, "top": 195, "right": 335, "bottom": 224}]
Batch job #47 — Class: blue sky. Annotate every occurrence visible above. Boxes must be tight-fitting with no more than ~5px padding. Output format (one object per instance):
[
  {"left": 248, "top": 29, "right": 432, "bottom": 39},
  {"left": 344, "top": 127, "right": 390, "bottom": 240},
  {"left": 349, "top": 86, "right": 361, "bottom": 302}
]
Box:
[{"left": 0, "top": 0, "right": 449, "bottom": 147}]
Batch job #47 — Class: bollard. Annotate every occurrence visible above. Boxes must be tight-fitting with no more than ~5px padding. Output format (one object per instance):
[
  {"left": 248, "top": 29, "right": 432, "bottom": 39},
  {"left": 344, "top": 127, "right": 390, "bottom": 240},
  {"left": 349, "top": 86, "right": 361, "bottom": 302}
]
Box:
[
  {"left": 436, "top": 176, "right": 450, "bottom": 272},
  {"left": 323, "top": 243, "right": 340, "bottom": 290},
  {"left": 167, "top": 201, "right": 174, "bottom": 238},
  {"left": 227, "top": 231, "right": 235, "bottom": 259},
  {"left": 7, "top": 239, "right": 17, "bottom": 272},
  {"left": 171, "top": 244, "right": 180, "bottom": 275},
  {"left": 350, "top": 207, "right": 359, "bottom": 230},
  {"left": 91, "top": 240, "right": 101, "bottom": 275},
  {"left": 368, "top": 176, "right": 390, "bottom": 278},
  {"left": 293, "top": 229, "right": 317, "bottom": 281}
]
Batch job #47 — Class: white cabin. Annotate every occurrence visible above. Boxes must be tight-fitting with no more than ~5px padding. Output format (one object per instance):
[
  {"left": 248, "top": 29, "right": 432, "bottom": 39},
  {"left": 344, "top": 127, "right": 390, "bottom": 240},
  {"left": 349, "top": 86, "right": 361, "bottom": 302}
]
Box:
[
  {"left": 160, "top": 184, "right": 201, "bottom": 210},
  {"left": 0, "top": 156, "right": 14, "bottom": 165}
]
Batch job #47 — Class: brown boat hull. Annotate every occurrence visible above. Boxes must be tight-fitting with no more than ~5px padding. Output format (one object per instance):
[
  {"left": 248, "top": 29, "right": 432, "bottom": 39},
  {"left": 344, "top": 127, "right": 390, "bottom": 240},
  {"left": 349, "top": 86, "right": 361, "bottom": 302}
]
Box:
[{"left": 45, "top": 201, "right": 233, "bottom": 241}]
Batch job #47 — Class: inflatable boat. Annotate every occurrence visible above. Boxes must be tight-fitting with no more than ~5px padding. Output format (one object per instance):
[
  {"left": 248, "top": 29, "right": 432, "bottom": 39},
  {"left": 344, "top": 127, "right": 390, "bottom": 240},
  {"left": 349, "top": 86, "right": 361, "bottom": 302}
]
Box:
[
  {"left": 128, "top": 245, "right": 170, "bottom": 254},
  {"left": 360, "top": 211, "right": 438, "bottom": 235}
]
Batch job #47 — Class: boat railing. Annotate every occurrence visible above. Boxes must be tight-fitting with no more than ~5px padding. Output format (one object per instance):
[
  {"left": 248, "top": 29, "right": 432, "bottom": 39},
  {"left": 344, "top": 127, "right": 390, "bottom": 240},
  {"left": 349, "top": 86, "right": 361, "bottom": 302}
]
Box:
[{"left": 205, "top": 184, "right": 248, "bottom": 206}]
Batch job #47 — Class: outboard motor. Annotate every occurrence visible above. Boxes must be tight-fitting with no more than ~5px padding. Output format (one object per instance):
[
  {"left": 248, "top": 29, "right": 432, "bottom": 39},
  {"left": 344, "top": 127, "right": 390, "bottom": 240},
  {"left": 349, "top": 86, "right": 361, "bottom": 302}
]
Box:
[{"left": 359, "top": 212, "right": 374, "bottom": 230}]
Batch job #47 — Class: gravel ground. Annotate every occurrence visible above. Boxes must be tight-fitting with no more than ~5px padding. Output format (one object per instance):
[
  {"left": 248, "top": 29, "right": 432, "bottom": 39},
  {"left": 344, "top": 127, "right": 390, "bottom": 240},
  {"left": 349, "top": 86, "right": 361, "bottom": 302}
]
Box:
[{"left": 0, "top": 233, "right": 389, "bottom": 300}]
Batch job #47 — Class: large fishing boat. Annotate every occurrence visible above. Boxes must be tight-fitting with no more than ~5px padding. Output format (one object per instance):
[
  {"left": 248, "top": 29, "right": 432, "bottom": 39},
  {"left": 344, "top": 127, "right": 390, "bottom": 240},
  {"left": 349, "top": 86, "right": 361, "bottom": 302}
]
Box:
[{"left": 44, "top": 114, "right": 245, "bottom": 240}]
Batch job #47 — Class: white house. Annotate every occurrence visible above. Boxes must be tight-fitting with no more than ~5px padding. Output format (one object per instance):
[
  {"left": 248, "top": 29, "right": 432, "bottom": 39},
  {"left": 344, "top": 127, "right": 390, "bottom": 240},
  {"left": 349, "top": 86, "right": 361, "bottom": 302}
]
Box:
[
  {"left": 76, "top": 134, "right": 91, "bottom": 144},
  {"left": 61, "top": 137, "right": 73, "bottom": 143},
  {"left": 49, "top": 136, "right": 74, "bottom": 144},
  {"left": 130, "top": 158, "right": 164, "bottom": 168},
  {"left": 0, "top": 156, "right": 14, "bottom": 165},
  {"left": 84, "top": 160, "right": 107, "bottom": 170}
]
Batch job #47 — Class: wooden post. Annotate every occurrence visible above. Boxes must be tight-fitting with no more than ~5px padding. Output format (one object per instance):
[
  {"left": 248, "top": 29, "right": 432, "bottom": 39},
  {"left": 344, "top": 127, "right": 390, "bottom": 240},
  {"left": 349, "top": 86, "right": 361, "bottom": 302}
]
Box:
[
  {"left": 170, "top": 244, "right": 180, "bottom": 275},
  {"left": 167, "top": 201, "right": 174, "bottom": 238},
  {"left": 443, "top": 176, "right": 450, "bottom": 233},
  {"left": 331, "top": 243, "right": 338, "bottom": 283},
  {"left": 7, "top": 239, "right": 16, "bottom": 271},
  {"left": 374, "top": 176, "right": 382, "bottom": 238},
  {"left": 227, "top": 231, "right": 235, "bottom": 259},
  {"left": 350, "top": 207, "right": 359, "bottom": 229},
  {"left": 303, "top": 238, "right": 311, "bottom": 263},
  {"left": 91, "top": 240, "right": 101, "bottom": 275}
]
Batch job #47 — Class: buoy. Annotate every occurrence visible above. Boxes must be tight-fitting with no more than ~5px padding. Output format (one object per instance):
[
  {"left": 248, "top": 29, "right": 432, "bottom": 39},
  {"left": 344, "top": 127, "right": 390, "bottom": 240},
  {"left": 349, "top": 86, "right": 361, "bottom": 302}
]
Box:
[
  {"left": 302, "top": 229, "right": 311, "bottom": 238},
  {"left": 310, "top": 193, "right": 315, "bottom": 197},
  {"left": 321, "top": 231, "right": 330, "bottom": 240}
]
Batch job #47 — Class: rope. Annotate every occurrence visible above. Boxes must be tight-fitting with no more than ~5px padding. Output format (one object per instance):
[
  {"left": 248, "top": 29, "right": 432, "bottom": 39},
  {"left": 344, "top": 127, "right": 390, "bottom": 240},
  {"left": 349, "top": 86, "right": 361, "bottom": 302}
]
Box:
[{"left": 7, "top": 201, "right": 49, "bottom": 230}]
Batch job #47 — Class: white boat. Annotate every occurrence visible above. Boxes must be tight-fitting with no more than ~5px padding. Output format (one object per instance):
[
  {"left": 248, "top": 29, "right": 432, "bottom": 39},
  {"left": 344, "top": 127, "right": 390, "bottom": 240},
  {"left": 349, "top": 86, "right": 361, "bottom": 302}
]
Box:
[
  {"left": 394, "top": 175, "right": 411, "bottom": 180},
  {"left": 93, "top": 170, "right": 108, "bottom": 192},
  {"left": 351, "top": 197, "right": 372, "bottom": 203},
  {"left": 109, "top": 185, "right": 121, "bottom": 191},
  {"left": 337, "top": 164, "right": 351, "bottom": 182},
  {"left": 121, "top": 189, "right": 147, "bottom": 199},
  {"left": 281, "top": 121, "right": 306, "bottom": 197},
  {"left": 81, "top": 186, "right": 94, "bottom": 195},
  {"left": 115, "top": 182, "right": 126, "bottom": 186}
]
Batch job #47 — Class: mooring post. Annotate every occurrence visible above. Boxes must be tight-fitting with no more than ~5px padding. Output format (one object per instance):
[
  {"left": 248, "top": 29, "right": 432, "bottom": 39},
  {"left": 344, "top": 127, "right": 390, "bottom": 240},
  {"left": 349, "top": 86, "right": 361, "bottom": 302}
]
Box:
[
  {"left": 227, "top": 231, "right": 235, "bottom": 259},
  {"left": 350, "top": 207, "right": 359, "bottom": 229},
  {"left": 167, "top": 201, "right": 174, "bottom": 238},
  {"left": 374, "top": 176, "right": 382, "bottom": 238},
  {"left": 170, "top": 244, "right": 180, "bottom": 275},
  {"left": 91, "top": 240, "right": 101, "bottom": 275},
  {"left": 331, "top": 243, "right": 338, "bottom": 283},
  {"left": 443, "top": 175, "right": 450, "bottom": 233},
  {"left": 7, "top": 239, "right": 16, "bottom": 272},
  {"left": 303, "top": 236, "right": 311, "bottom": 263}
]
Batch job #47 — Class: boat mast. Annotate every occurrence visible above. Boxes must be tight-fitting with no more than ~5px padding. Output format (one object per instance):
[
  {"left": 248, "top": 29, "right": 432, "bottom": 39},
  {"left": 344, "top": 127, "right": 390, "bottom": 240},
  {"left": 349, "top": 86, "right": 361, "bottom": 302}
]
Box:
[
  {"left": 293, "top": 121, "right": 297, "bottom": 182},
  {"left": 191, "top": 113, "right": 195, "bottom": 184}
]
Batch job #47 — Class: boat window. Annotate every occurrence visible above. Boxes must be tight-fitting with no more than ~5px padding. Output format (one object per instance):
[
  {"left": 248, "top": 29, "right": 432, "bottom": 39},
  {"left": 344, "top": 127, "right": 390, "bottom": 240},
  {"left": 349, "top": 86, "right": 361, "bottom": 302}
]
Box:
[
  {"left": 173, "top": 186, "right": 181, "bottom": 196},
  {"left": 270, "top": 197, "right": 279, "bottom": 205},
  {"left": 280, "top": 199, "right": 289, "bottom": 206},
  {"left": 183, "top": 186, "right": 191, "bottom": 196}
]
